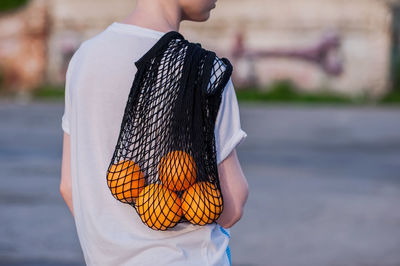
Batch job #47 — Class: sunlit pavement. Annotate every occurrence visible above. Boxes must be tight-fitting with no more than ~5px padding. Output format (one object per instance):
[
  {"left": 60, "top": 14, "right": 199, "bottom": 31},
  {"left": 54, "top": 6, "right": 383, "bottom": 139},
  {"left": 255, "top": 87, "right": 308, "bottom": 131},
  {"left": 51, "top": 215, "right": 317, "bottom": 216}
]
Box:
[{"left": 1, "top": 100, "right": 399, "bottom": 266}]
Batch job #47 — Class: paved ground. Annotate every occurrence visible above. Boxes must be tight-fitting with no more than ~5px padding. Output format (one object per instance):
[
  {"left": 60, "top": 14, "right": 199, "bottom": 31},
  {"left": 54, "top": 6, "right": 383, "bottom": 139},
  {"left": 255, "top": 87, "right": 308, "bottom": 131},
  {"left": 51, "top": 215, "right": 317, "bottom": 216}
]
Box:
[{"left": 0, "top": 100, "right": 399, "bottom": 266}]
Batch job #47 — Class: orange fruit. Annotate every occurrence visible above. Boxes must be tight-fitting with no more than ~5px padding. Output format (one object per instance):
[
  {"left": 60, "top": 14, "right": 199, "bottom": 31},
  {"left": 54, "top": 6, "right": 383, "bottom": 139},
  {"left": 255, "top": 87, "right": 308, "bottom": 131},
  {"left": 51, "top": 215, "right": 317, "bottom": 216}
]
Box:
[
  {"left": 107, "top": 160, "right": 145, "bottom": 203},
  {"left": 158, "top": 150, "right": 197, "bottom": 191},
  {"left": 136, "top": 183, "right": 182, "bottom": 230},
  {"left": 181, "top": 181, "right": 223, "bottom": 225}
]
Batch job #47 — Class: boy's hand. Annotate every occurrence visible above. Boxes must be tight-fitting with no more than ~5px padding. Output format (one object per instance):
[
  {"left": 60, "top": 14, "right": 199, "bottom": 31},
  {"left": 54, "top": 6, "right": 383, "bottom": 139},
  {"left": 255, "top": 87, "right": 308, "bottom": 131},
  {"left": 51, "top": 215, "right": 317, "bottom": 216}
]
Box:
[
  {"left": 216, "top": 149, "right": 249, "bottom": 228},
  {"left": 60, "top": 132, "right": 74, "bottom": 217}
]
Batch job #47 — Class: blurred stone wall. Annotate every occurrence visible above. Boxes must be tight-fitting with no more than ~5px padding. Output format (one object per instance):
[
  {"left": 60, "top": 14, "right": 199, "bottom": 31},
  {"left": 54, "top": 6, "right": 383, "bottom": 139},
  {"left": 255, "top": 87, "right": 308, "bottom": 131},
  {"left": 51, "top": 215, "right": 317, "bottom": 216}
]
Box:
[
  {"left": 0, "top": 0, "right": 395, "bottom": 97},
  {"left": 180, "top": 0, "right": 393, "bottom": 97},
  {"left": 0, "top": 0, "right": 48, "bottom": 92}
]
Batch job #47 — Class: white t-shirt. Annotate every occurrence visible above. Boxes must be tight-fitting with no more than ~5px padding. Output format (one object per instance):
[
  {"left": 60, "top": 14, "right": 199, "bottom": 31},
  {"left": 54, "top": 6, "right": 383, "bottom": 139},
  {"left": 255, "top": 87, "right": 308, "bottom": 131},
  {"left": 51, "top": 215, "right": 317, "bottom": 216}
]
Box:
[{"left": 61, "top": 22, "right": 247, "bottom": 266}]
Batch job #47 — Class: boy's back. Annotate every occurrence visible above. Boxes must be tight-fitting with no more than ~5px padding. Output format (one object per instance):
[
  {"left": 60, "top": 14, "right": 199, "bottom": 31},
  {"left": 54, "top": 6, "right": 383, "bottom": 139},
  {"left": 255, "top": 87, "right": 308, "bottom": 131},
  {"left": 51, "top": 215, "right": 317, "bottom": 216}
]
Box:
[{"left": 62, "top": 22, "right": 247, "bottom": 266}]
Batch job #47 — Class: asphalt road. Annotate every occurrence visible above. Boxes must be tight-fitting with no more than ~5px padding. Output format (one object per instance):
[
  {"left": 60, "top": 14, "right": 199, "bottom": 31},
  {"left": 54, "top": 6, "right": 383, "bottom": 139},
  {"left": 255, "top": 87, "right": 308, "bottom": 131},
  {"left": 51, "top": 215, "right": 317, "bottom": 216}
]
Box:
[{"left": 0, "top": 100, "right": 399, "bottom": 266}]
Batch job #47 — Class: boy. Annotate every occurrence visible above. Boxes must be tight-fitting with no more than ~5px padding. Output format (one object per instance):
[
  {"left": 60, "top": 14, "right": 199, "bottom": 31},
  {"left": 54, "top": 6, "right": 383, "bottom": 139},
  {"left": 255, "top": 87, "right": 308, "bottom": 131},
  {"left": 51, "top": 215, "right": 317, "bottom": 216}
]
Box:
[{"left": 60, "top": 0, "right": 249, "bottom": 265}]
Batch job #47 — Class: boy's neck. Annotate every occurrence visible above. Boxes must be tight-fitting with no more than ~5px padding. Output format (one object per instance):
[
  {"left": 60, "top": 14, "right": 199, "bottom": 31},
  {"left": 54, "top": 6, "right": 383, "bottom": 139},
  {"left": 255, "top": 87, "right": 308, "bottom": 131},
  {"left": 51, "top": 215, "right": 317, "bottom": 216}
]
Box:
[{"left": 121, "top": 1, "right": 182, "bottom": 33}]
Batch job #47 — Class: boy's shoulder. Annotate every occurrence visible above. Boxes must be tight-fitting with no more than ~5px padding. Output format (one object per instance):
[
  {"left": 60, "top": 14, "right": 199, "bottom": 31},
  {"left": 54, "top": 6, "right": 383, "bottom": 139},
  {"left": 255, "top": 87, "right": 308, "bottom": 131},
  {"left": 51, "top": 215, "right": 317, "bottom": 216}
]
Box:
[{"left": 67, "top": 28, "right": 111, "bottom": 70}]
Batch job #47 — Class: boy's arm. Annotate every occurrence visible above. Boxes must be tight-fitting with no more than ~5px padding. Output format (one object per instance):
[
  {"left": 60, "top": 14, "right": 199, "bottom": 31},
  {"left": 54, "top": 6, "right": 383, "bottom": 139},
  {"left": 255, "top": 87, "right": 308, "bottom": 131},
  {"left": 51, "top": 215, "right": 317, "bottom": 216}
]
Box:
[
  {"left": 60, "top": 132, "right": 74, "bottom": 217},
  {"left": 216, "top": 148, "right": 249, "bottom": 228}
]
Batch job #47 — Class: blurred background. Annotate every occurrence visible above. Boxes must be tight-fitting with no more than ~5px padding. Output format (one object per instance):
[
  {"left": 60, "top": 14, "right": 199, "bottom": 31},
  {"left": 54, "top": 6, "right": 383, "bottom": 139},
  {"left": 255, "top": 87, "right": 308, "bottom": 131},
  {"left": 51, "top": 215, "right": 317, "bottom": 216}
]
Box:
[{"left": 0, "top": 0, "right": 399, "bottom": 265}]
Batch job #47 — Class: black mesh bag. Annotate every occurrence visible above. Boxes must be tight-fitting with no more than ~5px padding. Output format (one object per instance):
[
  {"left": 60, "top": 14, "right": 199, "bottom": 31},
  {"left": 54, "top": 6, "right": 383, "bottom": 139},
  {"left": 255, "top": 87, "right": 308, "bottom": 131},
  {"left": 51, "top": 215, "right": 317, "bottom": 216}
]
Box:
[{"left": 106, "top": 31, "right": 233, "bottom": 231}]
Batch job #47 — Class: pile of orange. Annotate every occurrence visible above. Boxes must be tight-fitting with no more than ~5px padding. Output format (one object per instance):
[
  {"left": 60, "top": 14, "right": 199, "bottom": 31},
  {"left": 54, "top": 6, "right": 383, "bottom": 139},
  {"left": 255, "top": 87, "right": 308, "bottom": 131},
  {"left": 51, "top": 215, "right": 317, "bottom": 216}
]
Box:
[
  {"left": 158, "top": 150, "right": 197, "bottom": 191},
  {"left": 136, "top": 183, "right": 182, "bottom": 230},
  {"left": 107, "top": 160, "right": 146, "bottom": 203},
  {"left": 109, "top": 150, "right": 223, "bottom": 230},
  {"left": 181, "top": 181, "right": 223, "bottom": 225}
]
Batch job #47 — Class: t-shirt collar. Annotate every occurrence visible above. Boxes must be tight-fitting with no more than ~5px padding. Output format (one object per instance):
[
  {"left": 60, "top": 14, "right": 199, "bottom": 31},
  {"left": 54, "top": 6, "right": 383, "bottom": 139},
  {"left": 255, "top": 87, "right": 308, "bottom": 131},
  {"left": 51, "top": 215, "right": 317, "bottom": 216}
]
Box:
[{"left": 108, "top": 22, "right": 167, "bottom": 38}]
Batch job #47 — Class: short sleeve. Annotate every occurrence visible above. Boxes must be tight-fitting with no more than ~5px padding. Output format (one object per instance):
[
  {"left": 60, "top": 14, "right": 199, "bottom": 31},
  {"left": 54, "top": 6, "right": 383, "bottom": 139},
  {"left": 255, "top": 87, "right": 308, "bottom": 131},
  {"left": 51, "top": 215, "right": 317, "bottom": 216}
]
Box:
[
  {"left": 61, "top": 57, "right": 75, "bottom": 135},
  {"left": 214, "top": 78, "right": 248, "bottom": 165}
]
